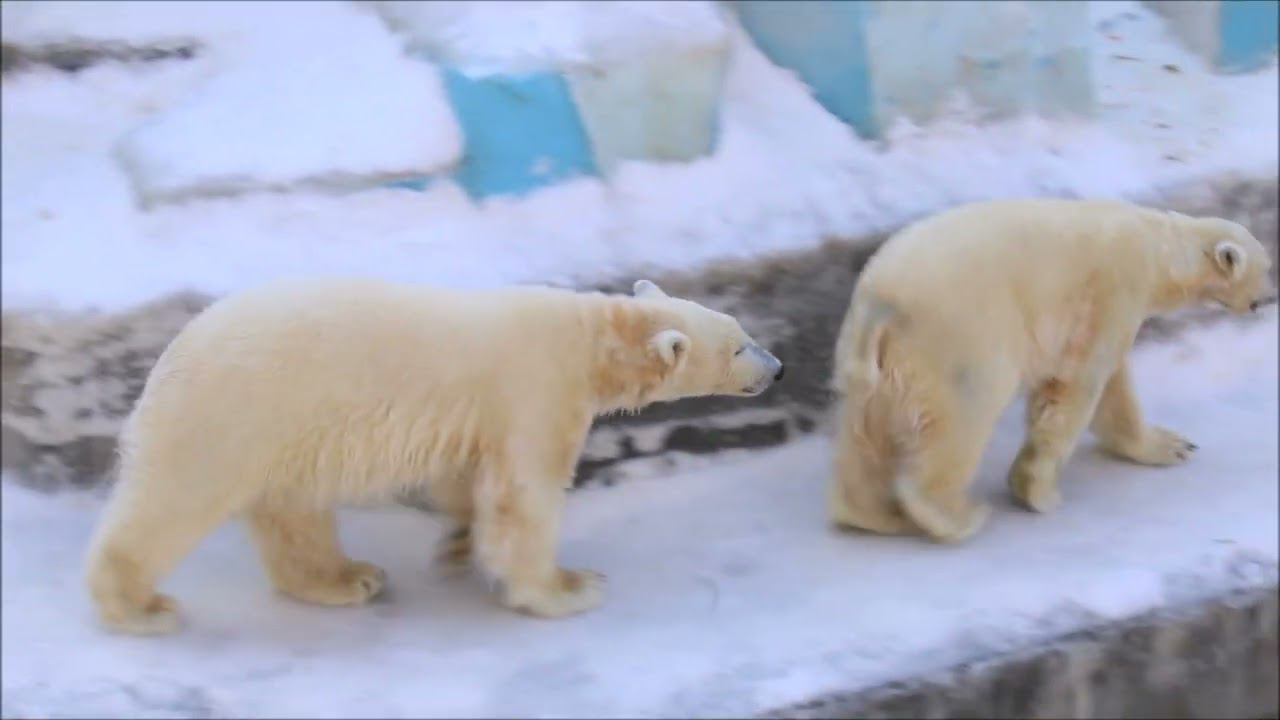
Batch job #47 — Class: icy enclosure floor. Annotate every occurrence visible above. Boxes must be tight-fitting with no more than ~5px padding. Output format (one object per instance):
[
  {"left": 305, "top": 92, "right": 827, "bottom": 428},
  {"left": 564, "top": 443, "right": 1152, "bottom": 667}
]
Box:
[
  {"left": 1, "top": 1, "right": 1277, "bottom": 314},
  {"left": 3, "top": 315, "right": 1275, "bottom": 718}
]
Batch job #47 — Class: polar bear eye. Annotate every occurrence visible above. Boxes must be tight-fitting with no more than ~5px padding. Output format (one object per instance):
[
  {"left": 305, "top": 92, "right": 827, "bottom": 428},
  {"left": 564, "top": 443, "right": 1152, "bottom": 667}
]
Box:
[{"left": 734, "top": 346, "right": 746, "bottom": 357}]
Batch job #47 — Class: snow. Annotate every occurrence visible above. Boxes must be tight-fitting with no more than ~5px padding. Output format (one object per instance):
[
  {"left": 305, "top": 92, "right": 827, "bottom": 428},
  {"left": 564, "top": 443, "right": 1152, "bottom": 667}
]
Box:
[
  {"left": 372, "top": 0, "right": 730, "bottom": 76},
  {"left": 1, "top": 1, "right": 1277, "bottom": 316},
  {"left": 2, "top": 313, "right": 1276, "bottom": 718}
]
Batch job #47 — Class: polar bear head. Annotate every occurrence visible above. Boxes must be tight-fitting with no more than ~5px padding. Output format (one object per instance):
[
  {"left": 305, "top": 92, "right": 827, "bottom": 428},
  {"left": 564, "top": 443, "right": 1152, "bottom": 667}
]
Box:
[
  {"left": 628, "top": 279, "right": 783, "bottom": 404},
  {"left": 1191, "top": 217, "right": 1276, "bottom": 314}
]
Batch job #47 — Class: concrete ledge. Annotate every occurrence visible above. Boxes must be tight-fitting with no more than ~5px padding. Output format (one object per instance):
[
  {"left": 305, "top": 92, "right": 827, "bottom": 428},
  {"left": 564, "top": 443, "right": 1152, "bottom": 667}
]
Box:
[
  {"left": 767, "top": 584, "right": 1279, "bottom": 719},
  {"left": 2, "top": 175, "right": 1276, "bottom": 495}
]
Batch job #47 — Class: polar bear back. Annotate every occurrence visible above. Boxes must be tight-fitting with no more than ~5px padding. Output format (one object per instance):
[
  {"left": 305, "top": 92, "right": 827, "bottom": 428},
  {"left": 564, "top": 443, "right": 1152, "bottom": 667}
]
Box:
[
  {"left": 121, "top": 279, "right": 599, "bottom": 504},
  {"left": 859, "top": 199, "right": 1174, "bottom": 324}
]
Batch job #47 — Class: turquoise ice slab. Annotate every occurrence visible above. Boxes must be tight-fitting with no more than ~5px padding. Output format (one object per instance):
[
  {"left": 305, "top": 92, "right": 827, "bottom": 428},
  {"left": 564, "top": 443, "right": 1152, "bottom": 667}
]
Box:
[
  {"left": 442, "top": 67, "right": 599, "bottom": 200},
  {"left": 736, "top": 0, "right": 878, "bottom": 138},
  {"left": 1217, "top": 0, "right": 1279, "bottom": 74}
]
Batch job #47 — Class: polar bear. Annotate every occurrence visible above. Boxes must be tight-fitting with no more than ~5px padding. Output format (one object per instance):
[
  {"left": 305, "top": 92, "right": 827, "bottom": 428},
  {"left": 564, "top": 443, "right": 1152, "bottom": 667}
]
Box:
[
  {"left": 84, "top": 278, "right": 783, "bottom": 635},
  {"left": 829, "top": 199, "right": 1275, "bottom": 543}
]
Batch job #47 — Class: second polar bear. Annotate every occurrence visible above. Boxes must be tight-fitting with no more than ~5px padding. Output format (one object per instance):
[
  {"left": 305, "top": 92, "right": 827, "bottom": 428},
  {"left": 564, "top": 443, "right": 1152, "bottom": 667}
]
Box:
[
  {"left": 85, "top": 278, "right": 783, "bottom": 635},
  {"left": 830, "top": 199, "right": 1275, "bottom": 543}
]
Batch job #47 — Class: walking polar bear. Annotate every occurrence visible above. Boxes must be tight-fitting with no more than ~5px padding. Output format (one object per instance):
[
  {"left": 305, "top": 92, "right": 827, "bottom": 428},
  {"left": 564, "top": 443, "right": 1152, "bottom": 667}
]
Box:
[
  {"left": 85, "top": 278, "right": 783, "bottom": 635},
  {"left": 830, "top": 199, "right": 1275, "bottom": 543}
]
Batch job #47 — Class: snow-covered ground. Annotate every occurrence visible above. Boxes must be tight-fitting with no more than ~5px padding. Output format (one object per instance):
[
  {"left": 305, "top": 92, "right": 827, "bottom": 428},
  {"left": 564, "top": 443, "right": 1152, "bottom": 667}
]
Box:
[
  {"left": 2, "top": 1, "right": 1276, "bottom": 314},
  {"left": 3, "top": 313, "right": 1275, "bottom": 718}
]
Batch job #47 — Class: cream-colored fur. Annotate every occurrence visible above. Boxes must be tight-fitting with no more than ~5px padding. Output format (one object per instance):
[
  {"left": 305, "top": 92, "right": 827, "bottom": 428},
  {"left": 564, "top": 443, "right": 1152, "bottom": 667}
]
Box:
[
  {"left": 84, "top": 278, "right": 782, "bottom": 635},
  {"left": 830, "top": 199, "right": 1275, "bottom": 543}
]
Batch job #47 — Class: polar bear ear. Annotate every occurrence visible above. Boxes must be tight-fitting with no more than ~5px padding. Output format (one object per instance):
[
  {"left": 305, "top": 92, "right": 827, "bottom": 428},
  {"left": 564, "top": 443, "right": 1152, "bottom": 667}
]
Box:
[
  {"left": 649, "top": 329, "right": 690, "bottom": 368},
  {"left": 1213, "top": 240, "right": 1246, "bottom": 280},
  {"left": 633, "top": 279, "right": 668, "bottom": 299}
]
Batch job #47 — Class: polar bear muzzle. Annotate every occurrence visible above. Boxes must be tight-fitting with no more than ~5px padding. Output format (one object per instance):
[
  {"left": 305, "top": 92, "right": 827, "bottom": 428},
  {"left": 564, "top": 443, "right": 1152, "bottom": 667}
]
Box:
[{"left": 740, "top": 343, "right": 784, "bottom": 395}]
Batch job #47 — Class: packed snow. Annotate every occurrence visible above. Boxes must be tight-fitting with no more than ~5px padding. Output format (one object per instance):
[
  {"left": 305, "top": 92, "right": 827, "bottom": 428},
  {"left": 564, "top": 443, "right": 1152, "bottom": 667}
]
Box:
[
  {"left": 1, "top": 1, "right": 1276, "bottom": 315},
  {"left": 2, "top": 313, "right": 1276, "bottom": 718}
]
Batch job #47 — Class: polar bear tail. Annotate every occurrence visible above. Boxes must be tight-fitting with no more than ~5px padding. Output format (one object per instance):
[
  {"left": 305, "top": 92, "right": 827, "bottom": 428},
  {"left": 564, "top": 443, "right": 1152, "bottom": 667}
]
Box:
[{"left": 834, "top": 296, "right": 895, "bottom": 404}]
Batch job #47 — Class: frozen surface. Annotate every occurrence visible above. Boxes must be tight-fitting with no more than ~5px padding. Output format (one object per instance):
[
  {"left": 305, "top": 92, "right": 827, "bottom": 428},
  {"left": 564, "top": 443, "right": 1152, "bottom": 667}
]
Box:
[
  {"left": 3, "top": 315, "right": 1276, "bottom": 718},
  {"left": 1, "top": 1, "right": 1277, "bottom": 314}
]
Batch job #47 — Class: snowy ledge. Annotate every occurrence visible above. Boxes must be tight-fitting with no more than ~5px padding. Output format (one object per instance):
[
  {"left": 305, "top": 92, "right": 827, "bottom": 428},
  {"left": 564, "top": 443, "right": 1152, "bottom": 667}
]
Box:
[{"left": 1, "top": 316, "right": 1275, "bottom": 717}]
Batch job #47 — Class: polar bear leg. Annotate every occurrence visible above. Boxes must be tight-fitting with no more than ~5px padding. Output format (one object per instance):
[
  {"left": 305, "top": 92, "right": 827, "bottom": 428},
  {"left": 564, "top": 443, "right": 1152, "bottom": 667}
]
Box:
[
  {"left": 472, "top": 466, "right": 604, "bottom": 618},
  {"left": 890, "top": 373, "right": 998, "bottom": 545},
  {"left": 248, "top": 506, "right": 386, "bottom": 606},
  {"left": 829, "top": 399, "right": 915, "bottom": 536},
  {"left": 433, "top": 522, "right": 473, "bottom": 576},
  {"left": 1009, "top": 373, "right": 1109, "bottom": 513},
  {"left": 894, "top": 419, "right": 993, "bottom": 544},
  {"left": 86, "top": 479, "right": 234, "bottom": 635},
  {"left": 1090, "top": 358, "right": 1196, "bottom": 466}
]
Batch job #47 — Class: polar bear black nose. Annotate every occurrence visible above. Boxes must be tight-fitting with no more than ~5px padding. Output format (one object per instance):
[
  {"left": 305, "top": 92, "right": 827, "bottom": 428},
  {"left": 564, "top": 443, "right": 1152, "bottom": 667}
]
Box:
[
  {"left": 1251, "top": 301, "right": 1259, "bottom": 312},
  {"left": 774, "top": 365, "right": 785, "bottom": 381}
]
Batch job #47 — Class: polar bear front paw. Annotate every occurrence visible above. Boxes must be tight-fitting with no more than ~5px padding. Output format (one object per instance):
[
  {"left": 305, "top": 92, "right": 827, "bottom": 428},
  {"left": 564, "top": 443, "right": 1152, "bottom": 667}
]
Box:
[
  {"left": 1108, "top": 427, "right": 1197, "bottom": 466},
  {"left": 505, "top": 569, "right": 606, "bottom": 618}
]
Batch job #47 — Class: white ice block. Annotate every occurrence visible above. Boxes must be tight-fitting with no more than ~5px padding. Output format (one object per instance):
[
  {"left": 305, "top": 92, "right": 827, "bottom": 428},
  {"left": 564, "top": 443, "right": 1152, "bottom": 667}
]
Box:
[{"left": 567, "top": 35, "right": 730, "bottom": 174}]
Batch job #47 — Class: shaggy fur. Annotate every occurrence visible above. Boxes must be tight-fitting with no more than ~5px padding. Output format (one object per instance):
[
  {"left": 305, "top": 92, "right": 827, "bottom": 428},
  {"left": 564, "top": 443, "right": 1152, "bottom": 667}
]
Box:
[
  {"left": 84, "top": 278, "right": 782, "bottom": 635},
  {"left": 830, "top": 199, "right": 1275, "bottom": 543}
]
